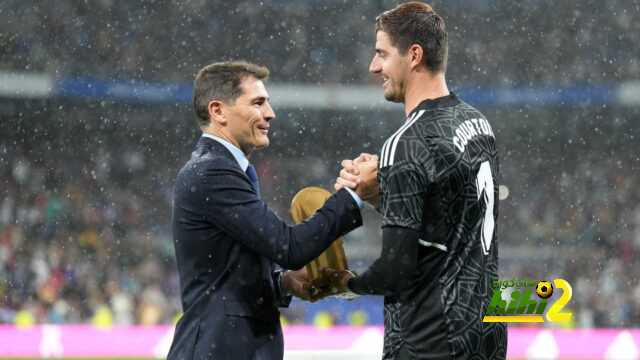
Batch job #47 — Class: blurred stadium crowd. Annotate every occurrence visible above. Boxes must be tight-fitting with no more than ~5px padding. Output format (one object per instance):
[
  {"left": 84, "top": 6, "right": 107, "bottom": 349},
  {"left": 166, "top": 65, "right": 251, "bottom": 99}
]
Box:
[
  {"left": 1, "top": 0, "right": 637, "bottom": 85},
  {"left": 1, "top": 0, "right": 639, "bottom": 328}
]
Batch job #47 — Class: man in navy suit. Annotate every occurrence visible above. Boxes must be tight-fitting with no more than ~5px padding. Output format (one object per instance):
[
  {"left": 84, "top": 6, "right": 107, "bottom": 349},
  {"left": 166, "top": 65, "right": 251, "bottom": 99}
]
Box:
[{"left": 167, "top": 61, "right": 371, "bottom": 359}]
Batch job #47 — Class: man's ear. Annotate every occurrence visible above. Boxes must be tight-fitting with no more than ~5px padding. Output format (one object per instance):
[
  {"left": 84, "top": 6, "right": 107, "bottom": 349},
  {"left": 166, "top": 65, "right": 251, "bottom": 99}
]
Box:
[
  {"left": 409, "top": 44, "right": 425, "bottom": 70},
  {"left": 208, "top": 100, "right": 225, "bottom": 125}
]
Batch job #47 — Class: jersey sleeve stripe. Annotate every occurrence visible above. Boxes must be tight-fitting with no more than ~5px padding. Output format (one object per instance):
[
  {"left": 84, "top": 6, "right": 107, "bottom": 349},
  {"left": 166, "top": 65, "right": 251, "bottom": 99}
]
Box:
[
  {"left": 381, "top": 111, "right": 419, "bottom": 168},
  {"left": 388, "top": 109, "right": 425, "bottom": 166},
  {"left": 380, "top": 137, "right": 392, "bottom": 169}
]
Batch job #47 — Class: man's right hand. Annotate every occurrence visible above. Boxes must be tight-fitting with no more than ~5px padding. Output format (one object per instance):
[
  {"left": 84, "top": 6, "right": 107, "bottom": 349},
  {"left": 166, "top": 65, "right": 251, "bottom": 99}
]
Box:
[{"left": 280, "top": 268, "right": 314, "bottom": 301}]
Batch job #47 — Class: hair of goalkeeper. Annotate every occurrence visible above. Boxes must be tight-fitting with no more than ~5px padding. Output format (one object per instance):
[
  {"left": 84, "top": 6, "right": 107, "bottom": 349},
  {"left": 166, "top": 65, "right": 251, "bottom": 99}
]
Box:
[{"left": 375, "top": 2, "right": 448, "bottom": 74}]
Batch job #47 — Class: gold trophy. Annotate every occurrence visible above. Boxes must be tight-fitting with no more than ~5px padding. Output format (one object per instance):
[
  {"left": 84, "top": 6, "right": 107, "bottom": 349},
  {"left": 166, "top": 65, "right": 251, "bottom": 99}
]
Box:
[{"left": 291, "top": 187, "right": 349, "bottom": 291}]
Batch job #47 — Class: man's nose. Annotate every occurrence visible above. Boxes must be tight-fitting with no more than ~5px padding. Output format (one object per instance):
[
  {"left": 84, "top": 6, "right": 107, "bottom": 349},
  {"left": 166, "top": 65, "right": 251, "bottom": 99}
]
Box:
[
  {"left": 264, "top": 102, "right": 276, "bottom": 121},
  {"left": 369, "top": 56, "right": 380, "bottom": 73}
]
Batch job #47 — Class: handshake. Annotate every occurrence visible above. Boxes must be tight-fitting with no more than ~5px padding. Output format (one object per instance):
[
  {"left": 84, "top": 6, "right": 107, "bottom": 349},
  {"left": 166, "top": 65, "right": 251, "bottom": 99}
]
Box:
[
  {"left": 281, "top": 153, "right": 380, "bottom": 302},
  {"left": 334, "top": 152, "right": 381, "bottom": 209}
]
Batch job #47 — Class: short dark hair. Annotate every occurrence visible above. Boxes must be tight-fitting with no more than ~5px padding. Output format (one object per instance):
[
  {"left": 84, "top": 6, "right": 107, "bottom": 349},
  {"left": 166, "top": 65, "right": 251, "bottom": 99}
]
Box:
[
  {"left": 193, "top": 61, "right": 269, "bottom": 127},
  {"left": 375, "top": 2, "right": 448, "bottom": 73}
]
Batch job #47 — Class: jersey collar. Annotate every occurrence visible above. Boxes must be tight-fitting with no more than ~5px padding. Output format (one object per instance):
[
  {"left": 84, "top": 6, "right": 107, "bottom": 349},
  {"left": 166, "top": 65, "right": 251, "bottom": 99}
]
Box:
[{"left": 408, "top": 92, "right": 461, "bottom": 118}]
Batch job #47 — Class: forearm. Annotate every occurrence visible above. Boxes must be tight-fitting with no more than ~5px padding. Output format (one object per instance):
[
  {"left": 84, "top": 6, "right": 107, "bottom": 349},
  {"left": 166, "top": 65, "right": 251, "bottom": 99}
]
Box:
[
  {"left": 272, "top": 189, "right": 362, "bottom": 269},
  {"left": 204, "top": 167, "right": 362, "bottom": 269},
  {"left": 348, "top": 226, "right": 420, "bottom": 296}
]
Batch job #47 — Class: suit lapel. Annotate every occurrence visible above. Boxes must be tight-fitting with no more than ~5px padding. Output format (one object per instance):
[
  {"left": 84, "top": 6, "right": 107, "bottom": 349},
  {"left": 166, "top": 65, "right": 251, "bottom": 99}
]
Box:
[{"left": 195, "top": 137, "right": 259, "bottom": 196}]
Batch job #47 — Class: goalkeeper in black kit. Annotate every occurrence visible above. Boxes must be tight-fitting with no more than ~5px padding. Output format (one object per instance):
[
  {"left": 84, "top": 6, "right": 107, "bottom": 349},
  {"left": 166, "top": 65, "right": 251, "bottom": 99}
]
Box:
[{"left": 326, "top": 2, "right": 507, "bottom": 359}]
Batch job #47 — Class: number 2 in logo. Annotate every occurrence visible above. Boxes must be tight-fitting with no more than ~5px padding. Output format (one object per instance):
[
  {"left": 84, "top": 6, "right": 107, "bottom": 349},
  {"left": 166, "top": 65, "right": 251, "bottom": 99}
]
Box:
[{"left": 476, "top": 161, "right": 495, "bottom": 255}]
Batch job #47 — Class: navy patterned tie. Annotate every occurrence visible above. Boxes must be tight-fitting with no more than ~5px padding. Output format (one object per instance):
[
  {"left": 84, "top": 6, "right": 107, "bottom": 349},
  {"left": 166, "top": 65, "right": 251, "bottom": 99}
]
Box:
[{"left": 245, "top": 163, "right": 260, "bottom": 197}]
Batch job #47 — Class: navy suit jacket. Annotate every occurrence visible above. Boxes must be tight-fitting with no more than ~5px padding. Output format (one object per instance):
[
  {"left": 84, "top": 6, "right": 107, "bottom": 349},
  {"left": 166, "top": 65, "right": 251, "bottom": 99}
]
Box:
[{"left": 167, "top": 137, "right": 362, "bottom": 359}]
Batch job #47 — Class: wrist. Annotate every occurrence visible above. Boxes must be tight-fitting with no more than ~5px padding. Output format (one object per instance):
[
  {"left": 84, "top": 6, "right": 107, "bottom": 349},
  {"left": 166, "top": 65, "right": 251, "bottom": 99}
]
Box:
[
  {"left": 278, "top": 270, "right": 292, "bottom": 296},
  {"left": 335, "top": 275, "right": 359, "bottom": 300},
  {"left": 346, "top": 272, "right": 359, "bottom": 295}
]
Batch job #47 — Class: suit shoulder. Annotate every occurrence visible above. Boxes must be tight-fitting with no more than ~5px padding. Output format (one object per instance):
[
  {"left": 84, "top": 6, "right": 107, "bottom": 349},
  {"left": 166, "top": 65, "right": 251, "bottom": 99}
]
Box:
[
  {"left": 177, "top": 151, "right": 242, "bottom": 182},
  {"left": 193, "top": 150, "right": 240, "bottom": 169}
]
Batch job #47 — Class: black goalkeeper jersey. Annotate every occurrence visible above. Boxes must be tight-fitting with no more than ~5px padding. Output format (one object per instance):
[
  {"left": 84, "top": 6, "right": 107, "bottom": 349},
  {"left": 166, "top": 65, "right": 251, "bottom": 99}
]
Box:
[{"left": 377, "top": 93, "right": 506, "bottom": 359}]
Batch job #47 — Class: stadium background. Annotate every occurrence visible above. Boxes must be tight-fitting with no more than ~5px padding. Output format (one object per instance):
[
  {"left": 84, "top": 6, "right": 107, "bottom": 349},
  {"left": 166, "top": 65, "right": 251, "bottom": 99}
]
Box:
[{"left": 1, "top": 0, "right": 639, "bottom": 358}]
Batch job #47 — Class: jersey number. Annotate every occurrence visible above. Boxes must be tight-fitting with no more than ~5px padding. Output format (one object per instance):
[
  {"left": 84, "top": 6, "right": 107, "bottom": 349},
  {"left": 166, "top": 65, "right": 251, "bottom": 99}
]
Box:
[{"left": 476, "top": 161, "right": 495, "bottom": 255}]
